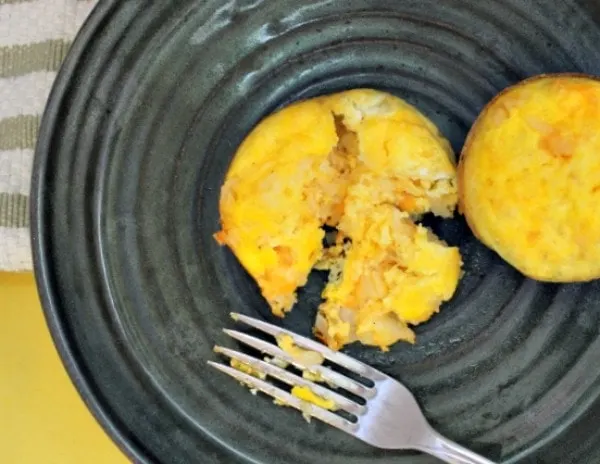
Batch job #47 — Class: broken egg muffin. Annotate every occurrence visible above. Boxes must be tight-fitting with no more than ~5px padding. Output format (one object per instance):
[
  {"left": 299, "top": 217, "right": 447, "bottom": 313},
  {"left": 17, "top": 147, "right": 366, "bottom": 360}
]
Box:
[
  {"left": 216, "top": 89, "right": 462, "bottom": 350},
  {"left": 460, "top": 74, "right": 600, "bottom": 282}
]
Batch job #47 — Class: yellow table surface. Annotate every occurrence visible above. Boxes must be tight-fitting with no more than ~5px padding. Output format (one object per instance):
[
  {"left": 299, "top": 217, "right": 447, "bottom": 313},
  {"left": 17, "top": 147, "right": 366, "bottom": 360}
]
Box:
[{"left": 0, "top": 272, "right": 129, "bottom": 464}]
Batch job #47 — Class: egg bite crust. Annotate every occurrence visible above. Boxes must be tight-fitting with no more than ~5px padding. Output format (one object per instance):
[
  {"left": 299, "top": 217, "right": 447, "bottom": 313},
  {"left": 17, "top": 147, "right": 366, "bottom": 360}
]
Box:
[
  {"left": 217, "top": 89, "right": 461, "bottom": 349},
  {"left": 459, "top": 74, "right": 600, "bottom": 282}
]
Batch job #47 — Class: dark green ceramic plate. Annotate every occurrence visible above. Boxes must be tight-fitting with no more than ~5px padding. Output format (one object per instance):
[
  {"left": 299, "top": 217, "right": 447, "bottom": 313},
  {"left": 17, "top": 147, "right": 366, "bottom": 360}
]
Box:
[{"left": 32, "top": 1, "right": 600, "bottom": 463}]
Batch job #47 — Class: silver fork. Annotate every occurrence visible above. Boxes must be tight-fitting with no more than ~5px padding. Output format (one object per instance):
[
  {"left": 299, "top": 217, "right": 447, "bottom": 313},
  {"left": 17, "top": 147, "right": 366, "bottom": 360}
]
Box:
[{"left": 209, "top": 313, "right": 497, "bottom": 464}]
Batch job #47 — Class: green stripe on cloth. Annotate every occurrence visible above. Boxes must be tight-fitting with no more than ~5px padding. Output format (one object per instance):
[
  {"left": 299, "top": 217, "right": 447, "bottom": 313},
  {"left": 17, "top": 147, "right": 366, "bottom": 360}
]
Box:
[
  {"left": 0, "top": 0, "right": 35, "bottom": 4},
  {"left": 0, "top": 193, "right": 29, "bottom": 228},
  {"left": 0, "top": 115, "right": 40, "bottom": 150},
  {"left": 0, "top": 39, "right": 71, "bottom": 78}
]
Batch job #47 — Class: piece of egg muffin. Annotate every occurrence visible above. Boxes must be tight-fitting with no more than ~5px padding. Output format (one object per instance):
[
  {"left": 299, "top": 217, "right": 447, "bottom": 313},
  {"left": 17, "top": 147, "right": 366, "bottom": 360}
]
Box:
[
  {"left": 216, "top": 89, "right": 462, "bottom": 350},
  {"left": 460, "top": 74, "right": 600, "bottom": 282}
]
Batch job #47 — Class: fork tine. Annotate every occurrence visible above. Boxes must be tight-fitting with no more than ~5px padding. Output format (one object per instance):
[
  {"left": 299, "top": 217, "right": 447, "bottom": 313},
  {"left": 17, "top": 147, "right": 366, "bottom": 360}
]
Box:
[
  {"left": 224, "top": 329, "right": 375, "bottom": 399},
  {"left": 208, "top": 361, "right": 359, "bottom": 434},
  {"left": 231, "top": 313, "right": 386, "bottom": 381},
  {"left": 214, "top": 346, "right": 367, "bottom": 416}
]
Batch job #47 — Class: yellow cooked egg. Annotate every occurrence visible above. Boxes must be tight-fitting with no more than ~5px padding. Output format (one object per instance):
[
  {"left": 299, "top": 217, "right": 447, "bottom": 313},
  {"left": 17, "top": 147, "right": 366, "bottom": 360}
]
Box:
[
  {"left": 276, "top": 334, "right": 324, "bottom": 366},
  {"left": 229, "top": 359, "right": 265, "bottom": 379},
  {"left": 217, "top": 89, "right": 462, "bottom": 350},
  {"left": 460, "top": 74, "right": 600, "bottom": 281},
  {"left": 291, "top": 386, "right": 336, "bottom": 411}
]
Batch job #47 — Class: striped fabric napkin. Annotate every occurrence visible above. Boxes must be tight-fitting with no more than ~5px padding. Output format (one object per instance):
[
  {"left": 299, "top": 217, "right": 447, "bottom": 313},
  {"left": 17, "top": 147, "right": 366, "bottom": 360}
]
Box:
[{"left": 0, "top": 0, "right": 96, "bottom": 271}]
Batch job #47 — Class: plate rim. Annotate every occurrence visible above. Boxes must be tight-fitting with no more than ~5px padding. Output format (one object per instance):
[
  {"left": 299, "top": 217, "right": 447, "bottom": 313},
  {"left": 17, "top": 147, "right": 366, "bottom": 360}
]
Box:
[{"left": 30, "top": 1, "right": 153, "bottom": 462}]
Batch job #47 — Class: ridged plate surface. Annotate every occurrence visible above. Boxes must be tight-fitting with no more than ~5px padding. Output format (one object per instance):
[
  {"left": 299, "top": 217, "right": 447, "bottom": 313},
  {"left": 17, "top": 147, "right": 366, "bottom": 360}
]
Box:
[{"left": 32, "top": 1, "right": 600, "bottom": 463}]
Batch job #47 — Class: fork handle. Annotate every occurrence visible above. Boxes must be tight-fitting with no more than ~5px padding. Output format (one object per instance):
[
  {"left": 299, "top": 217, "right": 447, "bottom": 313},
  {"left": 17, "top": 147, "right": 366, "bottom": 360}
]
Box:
[{"left": 421, "top": 432, "right": 497, "bottom": 464}]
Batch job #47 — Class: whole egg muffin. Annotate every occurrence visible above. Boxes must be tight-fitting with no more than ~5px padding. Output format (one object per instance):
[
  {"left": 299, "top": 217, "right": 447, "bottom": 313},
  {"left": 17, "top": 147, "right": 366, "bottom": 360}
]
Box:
[
  {"left": 460, "top": 74, "right": 600, "bottom": 282},
  {"left": 216, "top": 89, "right": 462, "bottom": 350}
]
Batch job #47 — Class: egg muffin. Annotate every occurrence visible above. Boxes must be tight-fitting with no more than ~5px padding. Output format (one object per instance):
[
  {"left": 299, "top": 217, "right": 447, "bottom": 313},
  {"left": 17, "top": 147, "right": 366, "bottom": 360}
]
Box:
[
  {"left": 460, "top": 74, "right": 600, "bottom": 282},
  {"left": 217, "top": 89, "right": 462, "bottom": 349}
]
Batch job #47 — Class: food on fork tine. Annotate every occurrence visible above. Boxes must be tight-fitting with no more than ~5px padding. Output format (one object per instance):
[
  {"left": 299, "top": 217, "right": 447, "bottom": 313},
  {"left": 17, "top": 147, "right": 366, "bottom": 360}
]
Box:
[
  {"left": 290, "top": 386, "right": 337, "bottom": 411},
  {"left": 222, "top": 325, "right": 375, "bottom": 399},
  {"left": 210, "top": 314, "right": 498, "bottom": 463},
  {"left": 224, "top": 326, "right": 342, "bottom": 411},
  {"left": 209, "top": 360, "right": 358, "bottom": 432},
  {"left": 227, "top": 313, "right": 383, "bottom": 382},
  {"left": 221, "top": 312, "right": 380, "bottom": 410},
  {"left": 229, "top": 358, "right": 266, "bottom": 379},
  {"left": 214, "top": 315, "right": 374, "bottom": 418},
  {"left": 221, "top": 345, "right": 339, "bottom": 413},
  {"left": 276, "top": 334, "right": 324, "bottom": 367},
  {"left": 216, "top": 89, "right": 462, "bottom": 350}
]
